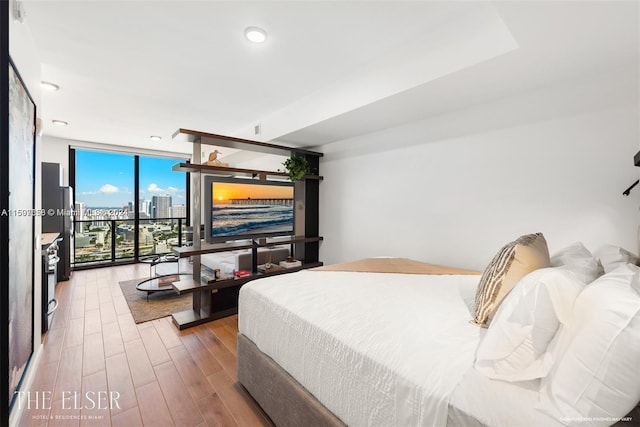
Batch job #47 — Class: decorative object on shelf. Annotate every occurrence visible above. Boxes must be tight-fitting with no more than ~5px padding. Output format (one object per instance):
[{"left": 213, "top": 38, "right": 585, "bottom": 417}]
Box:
[
  {"left": 283, "top": 154, "right": 312, "bottom": 181},
  {"left": 258, "top": 264, "right": 285, "bottom": 273},
  {"left": 205, "top": 149, "right": 230, "bottom": 167},
  {"left": 280, "top": 259, "right": 302, "bottom": 269},
  {"left": 235, "top": 269, "right": 252, "bottom": 278}
]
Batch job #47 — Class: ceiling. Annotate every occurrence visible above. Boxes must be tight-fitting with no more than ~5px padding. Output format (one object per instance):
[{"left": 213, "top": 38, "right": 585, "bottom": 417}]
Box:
[{"left": 20, "top": 1, "right": 640, "bottom": 157}]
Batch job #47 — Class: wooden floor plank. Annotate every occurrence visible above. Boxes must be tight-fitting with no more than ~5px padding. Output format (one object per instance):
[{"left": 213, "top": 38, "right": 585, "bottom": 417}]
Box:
[
  {"left": 179, "top": 332, "right": 224, "bottom": 377},
  {"left": 84, "top": 286, "right": 100, "bottom": 311},
  {"left": 63, "top": 317, "right": 85, "bottom": 349},
  {"left": 68, "top": 296, "right": 85, "bottom": 320},
  {"left": 117, "top": 313, "right": 141, "bottom": 343},
  {"left": 83, "top": 309, "right": 102, "bottom": 336},
  {"left": 38, "top": 327, "right": 66, "bottom": 365},
  {"left": 206, "top": 370, "right": 273, "bottom": 427},
  {"left": 99, "top": 302, "right": 118, "bottom": 326},
  {"left": 111, "top": 406, "right": 143, "bottom": 427},
  {"left": 139, "top": 325, "right": 171, "bottom": 366},
  {"left": 112, "top": 294, "right": 130, "bottom": 316},
  {"left": 196, "top": 392, "right": 239, "bottom": 427},
  {"left": 153, "top": 317, "right": 183, "bottom": 349},
  {"left": 193, "top": 327, "right": 237, "bottom": 380},
  {"left": 105, "top": 353, "right": 137, "bottom": 415},
  {"left": 82, "top": 333, "right": 105, "bottom": 377},
  {"left": 80, "top": 370, "right": 111, "bottom": 426},
  {"left": 154, "top": 361, "right": 204, "bottom": 426},
  {"left": 123, "top": 339, "right": 157, "bottom": 388},
  {"left": 102, "top": 322, "right": 125, "bottom": 358},
  {"left": 135, "top": 381, "right": 174, "bottom": 427},
  {"left": 53, "top": 345, "right": 83, "bottom": 399},
  {"left": 48, "top": 398, "right": 80, "bottom": 427},
  {"left": 209, "top": 324, "right": 237, "bottom": 356},
  {"left": 167, "top": 345, "right": 215, "bottom": 400}
]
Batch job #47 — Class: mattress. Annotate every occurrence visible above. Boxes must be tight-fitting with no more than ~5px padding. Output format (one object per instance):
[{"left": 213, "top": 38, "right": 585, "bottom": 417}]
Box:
[
  {"left": 240, "top": 269, "right": 487, "bottom": 426},
  {"left": 239, "top": 269, "right": 560, "bottom": 427}
]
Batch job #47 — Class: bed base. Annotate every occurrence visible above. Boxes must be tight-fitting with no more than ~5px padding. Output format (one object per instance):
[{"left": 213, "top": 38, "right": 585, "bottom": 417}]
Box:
[{"left": 237, "top": 333, "right": 346, "bottom": 427}]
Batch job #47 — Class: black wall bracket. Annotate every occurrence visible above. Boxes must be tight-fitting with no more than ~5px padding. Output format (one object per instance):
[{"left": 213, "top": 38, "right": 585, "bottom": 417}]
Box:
[{"left": 623, "top": 179, "right": 639, "bottom": 196}]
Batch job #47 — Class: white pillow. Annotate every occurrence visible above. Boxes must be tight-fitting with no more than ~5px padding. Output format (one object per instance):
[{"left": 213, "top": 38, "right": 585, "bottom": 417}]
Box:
[
  {"left": 594, "top": 245, "right": 640, "bottom": 273},
  {"left": 537, "top": 263, "right": 640, "bottom": 426},
  {"left": 474, "top": 268, "right": 585, "bottom": 381},
  {"left": 550, "top": 242, "right": 603, "bottom": 283}
]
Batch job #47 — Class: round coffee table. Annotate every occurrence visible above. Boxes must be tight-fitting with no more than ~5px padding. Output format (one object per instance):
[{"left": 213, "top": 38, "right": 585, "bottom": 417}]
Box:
[
  {"left": 136, "top": 273, "right": 191, "bottom": 301},
  {"left": 140, "top": 254, "right": 180, "bottom": 278}
]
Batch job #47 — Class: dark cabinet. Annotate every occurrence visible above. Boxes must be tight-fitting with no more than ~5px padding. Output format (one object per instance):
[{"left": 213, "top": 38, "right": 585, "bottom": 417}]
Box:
[{"left": 41, "top": 162, "right": 73, "bottom": 281}]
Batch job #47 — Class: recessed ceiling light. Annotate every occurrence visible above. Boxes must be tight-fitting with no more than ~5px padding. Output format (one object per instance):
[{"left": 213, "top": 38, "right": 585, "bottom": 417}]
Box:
[
  {"left": 150, "top": 135, "right": 162, "bottom": 141},
  {"left": 245, "top": 27, "right": 267, "bottom": 43},
  {"left": 41, "top": 81, "right": 59, "bottom": 91},
  {"left": 52, "top": 120, "right": 68, "bottom": 126}
]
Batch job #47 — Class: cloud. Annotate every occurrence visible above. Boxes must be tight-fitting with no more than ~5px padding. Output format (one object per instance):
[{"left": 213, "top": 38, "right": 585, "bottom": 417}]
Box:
[
  {"left": 100, "top": 184, "right": 119, "bottom": 193},
  {"left": 147, "top": 184, "right": 182, "bottom": 194},
  {"left": 147, "top": 183, "right": 163, "bottom": 193}
]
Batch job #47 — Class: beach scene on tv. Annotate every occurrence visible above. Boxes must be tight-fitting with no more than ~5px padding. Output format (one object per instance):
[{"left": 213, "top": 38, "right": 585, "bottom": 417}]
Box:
[{"left": 211, "top": 181, "right": 294, "bottom": 239}]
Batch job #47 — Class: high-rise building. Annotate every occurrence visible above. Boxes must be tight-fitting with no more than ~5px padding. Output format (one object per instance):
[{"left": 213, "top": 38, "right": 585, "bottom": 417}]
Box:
[
  {"left": 152, "top": 195, "right": 172, "bottom": 219},
  {"left": 139, "top": 199, "right": 151, "bottom": 217},
  {"left": 75, "top": 202, "right": 85, "bottom": 232},
  {"left": 171, "top": 204, "right": 186, "bottom": 218}
]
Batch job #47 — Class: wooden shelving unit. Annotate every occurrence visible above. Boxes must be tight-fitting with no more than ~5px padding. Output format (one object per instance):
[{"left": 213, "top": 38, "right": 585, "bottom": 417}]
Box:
[
  {"left": 172, "top": 235, "right": 323, "bottom": 258},
  {"left": 169, "top": 129, "right": 323, "bottom": 329},
  {"left": 173, "top": 128, "right": 323, "bottom": 157},
  {"left": 171, "top": 162, "right": 323, "bottom": 180}
]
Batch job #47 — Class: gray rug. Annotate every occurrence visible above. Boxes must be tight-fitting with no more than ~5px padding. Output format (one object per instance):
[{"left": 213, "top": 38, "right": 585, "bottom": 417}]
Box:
[{"left": 119, "top": 277, "right": 192, "bottom": 324}]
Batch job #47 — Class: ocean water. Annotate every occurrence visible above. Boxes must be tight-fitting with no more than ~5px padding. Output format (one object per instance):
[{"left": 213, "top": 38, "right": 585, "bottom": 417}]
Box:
[{"left": 212, "top": 204, "right": 293, "bottom": 237}]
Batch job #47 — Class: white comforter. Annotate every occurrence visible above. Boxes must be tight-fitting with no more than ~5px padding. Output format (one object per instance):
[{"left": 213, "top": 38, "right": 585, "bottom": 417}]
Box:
[{"left": 239, "top": 270, "right": 484, "bottom": 427}]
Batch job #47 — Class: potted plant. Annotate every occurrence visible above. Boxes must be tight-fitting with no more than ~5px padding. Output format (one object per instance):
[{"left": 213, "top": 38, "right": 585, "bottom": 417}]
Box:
[{"left": 283, "top": 154, "right": 312, "bottom": 181}]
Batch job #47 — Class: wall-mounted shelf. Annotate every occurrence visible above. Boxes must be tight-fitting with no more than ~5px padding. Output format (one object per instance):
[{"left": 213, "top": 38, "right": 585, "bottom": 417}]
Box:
[
  {"left": 170, "top": 260, "right": 323, "bottom": 329},
  {"left": 172, "top": 260, "right": 323, "bottom": 295},
  {"left": 171, "top": 162, "right": 323, "bottom": 180},
  {"left": 172, "top": 235, "right": 324, "bottom": 258},
  {"left": 173, "top": 128, "right": 324, "bottom": 157}
]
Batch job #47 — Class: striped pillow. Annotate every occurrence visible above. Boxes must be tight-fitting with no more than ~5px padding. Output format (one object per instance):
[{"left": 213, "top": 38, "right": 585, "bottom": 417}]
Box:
[{"left": 472, "top": 233, "right": 550, "bottom": 327}]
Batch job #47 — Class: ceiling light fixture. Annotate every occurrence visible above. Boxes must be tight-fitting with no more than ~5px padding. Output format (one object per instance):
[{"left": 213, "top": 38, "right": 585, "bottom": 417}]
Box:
[
  {"left": 150, "top": 135, "right": 162, "bottom": 141},
  {"left": 41, "top": 81, "right": 59, "bottom": 91},
  {"left": 52, "top": 120, "right": 68, "bottom": 126},
  {"left": 245, "top": 27, "right": 267, "bottom": 43}
]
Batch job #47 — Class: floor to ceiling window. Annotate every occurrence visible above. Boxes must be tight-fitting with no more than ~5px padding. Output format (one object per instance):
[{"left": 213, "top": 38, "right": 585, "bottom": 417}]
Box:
[
  {"left": 138, "top": 156, "right": 188, "bottom": 256},
  {"left": 72, "top": 148, "right": 188, "bottom": 267}
]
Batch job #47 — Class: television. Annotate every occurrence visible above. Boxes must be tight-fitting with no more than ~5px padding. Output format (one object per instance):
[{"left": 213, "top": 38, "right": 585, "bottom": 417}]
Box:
[{"left": 204, "top": 176, "right": 295, "bottom": 243}]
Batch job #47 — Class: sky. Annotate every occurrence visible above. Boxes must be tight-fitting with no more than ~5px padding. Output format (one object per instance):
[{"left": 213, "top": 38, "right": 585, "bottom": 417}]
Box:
[{"left": 75, "top": 150, "right": 187, "bottom": 208}]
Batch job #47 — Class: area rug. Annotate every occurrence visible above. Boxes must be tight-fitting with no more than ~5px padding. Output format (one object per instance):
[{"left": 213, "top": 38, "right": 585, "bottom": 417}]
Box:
[{"left": 119, "top": 278, "right": 191, "bottom": 324}]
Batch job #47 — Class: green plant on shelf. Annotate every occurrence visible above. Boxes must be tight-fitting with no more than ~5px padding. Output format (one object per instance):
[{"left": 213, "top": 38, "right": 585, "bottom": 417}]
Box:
[{"left": 283, "top": 154, "right": 313, "bottom": 181}]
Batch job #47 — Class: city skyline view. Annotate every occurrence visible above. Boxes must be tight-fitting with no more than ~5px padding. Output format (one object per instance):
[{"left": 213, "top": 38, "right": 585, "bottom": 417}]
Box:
[{"left": 75, "top": 150, "right": 187, "bottom": 209}]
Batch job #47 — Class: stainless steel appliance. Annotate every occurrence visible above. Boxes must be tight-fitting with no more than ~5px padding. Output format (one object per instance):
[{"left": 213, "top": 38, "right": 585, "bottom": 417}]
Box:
[
  {"left": 42, "top": 162, "right": 73, "bottom": 282},
  {"left": 41, "top": 239, "right": 60, "bottom": 332}
]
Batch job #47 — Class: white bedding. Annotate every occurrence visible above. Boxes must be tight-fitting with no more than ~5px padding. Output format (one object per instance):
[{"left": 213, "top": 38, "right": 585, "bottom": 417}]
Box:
[
  {"left": 239, "top": 269, "right": 563, "bottom": 426},
  {"left": 240, "top": 270, "right": 491, "bottom": 426}
]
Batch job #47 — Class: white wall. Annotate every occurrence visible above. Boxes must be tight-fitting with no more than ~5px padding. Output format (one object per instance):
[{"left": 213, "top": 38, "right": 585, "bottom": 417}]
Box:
[{"left": 318, "top": 68, "right": 640, "bottom": 270}]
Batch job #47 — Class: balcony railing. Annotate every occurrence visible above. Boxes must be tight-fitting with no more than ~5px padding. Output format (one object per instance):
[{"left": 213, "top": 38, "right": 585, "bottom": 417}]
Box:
[{"left": 73, "top": 217, "right": 187, "bottom": 267}]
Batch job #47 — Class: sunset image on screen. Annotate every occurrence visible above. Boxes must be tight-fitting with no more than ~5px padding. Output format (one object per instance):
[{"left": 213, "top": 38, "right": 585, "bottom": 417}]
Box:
[
  {"left": 210, "top": 181, "right": 294, "bottom": 239},
  {"left": 212, "top": 182, "right": 292, "bottom": 204}
]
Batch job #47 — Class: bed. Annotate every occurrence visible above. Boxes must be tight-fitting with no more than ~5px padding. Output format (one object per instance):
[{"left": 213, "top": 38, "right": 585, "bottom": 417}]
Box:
[{"left": 237, "top": 236, "right": 640, "bottom": 427}]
